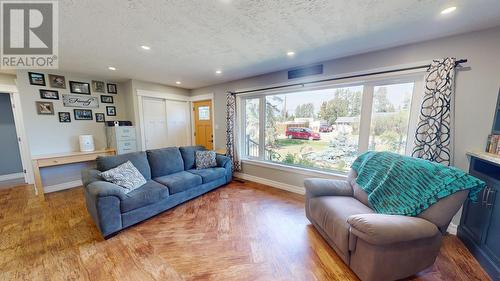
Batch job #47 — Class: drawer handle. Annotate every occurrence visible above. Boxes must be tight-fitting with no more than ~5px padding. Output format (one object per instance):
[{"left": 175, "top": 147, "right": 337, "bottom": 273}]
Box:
[
  {"left": 486, "top": 188, "right": 495, "bottom": 208},
  {"left": 482, "top": 187, "right": 488, "bottom": 207}
]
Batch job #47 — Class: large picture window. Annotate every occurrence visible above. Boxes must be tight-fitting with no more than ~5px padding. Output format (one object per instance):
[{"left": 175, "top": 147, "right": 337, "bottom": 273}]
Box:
[{"left": 240, "top": 75, "right": 422, "bottom": 173}]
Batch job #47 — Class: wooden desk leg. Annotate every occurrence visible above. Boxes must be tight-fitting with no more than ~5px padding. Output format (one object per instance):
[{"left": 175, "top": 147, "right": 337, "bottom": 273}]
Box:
[{"left": 32, "top": 160, "right": 44, "bottom": 198}]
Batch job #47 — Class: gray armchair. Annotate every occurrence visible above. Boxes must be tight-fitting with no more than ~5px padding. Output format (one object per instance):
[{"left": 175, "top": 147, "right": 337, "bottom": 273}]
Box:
[{"left": 305, "top": 170, "right": 468, "bottom": 281}]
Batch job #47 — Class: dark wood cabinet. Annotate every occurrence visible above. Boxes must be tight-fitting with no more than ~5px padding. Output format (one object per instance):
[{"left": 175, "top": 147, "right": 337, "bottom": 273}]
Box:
[{"left": 458, "top": 153, "right": 500, "bottom": 280}]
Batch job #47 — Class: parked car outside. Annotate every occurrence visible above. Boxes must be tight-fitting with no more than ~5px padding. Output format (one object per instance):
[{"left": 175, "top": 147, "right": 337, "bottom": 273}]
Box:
[{"left": 286, "top": 127, "right": 321, "bottom": 140}]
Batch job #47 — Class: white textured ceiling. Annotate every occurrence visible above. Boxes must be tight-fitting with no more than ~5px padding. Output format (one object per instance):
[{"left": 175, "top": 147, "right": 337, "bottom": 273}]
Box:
[{"left": 54, "top": 0, "right": 500, "bottom": 89}]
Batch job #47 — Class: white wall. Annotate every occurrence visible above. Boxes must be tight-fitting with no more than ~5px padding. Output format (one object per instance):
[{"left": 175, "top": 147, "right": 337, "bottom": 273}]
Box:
[
  {"left": 16, "top": 70, "right": 127, "bottom": 186},
  {"left": 191, "top": 26, "right": 500, "bottom": 186}
]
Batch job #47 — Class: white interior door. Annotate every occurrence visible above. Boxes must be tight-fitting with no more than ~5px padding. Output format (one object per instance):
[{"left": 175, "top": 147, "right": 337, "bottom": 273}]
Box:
[
  {"left": 142, "top": 97, "right": 168, "bottom": 150},
  {"left": 165, "top": 100, "right": 190, "bottom": 147}
]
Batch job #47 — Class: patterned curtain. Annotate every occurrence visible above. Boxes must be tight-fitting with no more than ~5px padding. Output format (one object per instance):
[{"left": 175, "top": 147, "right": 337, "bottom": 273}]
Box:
[
  {"left": 412, "top": 57, "right": 456, "bottom": 166},
  {"left": 226, "top": 92, "right": 241, "bottom": 171}
]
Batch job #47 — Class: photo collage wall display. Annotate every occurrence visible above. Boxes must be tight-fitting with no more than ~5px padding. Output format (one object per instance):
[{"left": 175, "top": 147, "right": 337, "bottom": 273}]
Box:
[{"left": 29, "top": 72, "right": 117, "bottom": 123}]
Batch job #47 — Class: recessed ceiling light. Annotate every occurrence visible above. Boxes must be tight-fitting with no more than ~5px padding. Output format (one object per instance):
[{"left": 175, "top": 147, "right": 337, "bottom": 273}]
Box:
[
  {"left": 108, "top": 66, "right": 116, "bottom": 71},
  {"left": 141, "top": 45, "right": 151, "bottom": 50},
  {"left": 440, "top": 6, "right": 456, "bottom": 14},
  {"left": 287, "top": 51, "right": 295, "bottom": 57},
  {"left": 175, "top": 81, "right": 181, "bottom": 85},
  {"left": 215, "top": 70, "right": 222, "bottom": 75}
]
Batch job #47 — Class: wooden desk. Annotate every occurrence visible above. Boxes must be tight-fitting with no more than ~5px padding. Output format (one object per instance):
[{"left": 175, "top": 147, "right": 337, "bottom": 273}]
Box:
[
  {"left": 215, "top": 148, "right": 227, "bottom": 155},
  {"left": 32, "top": 148, "right": 115, "bottom": 196}
]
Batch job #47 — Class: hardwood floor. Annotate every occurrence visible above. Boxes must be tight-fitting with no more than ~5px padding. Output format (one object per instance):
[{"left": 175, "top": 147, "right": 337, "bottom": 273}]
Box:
[{"left": 0, "top": 180, "right": 491, "bottom": 281}]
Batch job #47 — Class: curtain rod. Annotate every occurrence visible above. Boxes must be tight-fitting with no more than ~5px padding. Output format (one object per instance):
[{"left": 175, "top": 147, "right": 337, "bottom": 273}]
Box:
[{"left": 232, "top": 59, "right": 467, "bottom": 95}]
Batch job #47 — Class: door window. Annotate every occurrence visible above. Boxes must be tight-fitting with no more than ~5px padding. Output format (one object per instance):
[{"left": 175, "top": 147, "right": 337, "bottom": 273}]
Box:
[{"left": 198, "top": 106, "right": 210, "bottom": 120}]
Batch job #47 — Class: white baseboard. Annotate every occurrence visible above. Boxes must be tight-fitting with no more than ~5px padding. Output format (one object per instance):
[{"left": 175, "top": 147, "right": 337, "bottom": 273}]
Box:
[
  {"left": 0, "top": 172, "right": 24, "bottom": 181},
  {"left": 44, "top": 180, "right": 83, "bottom": 193},
  {"left": 447, "top": 222, "right": 458, "bottom": 235},
  {"left": 234, "top": 172, "right": 305, "bottom": 195}
]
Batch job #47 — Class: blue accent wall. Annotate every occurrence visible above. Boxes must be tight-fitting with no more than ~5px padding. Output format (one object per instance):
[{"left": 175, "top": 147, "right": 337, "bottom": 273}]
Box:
[{"left": 0, "top": 93, "right": 23, "bottom": 175}]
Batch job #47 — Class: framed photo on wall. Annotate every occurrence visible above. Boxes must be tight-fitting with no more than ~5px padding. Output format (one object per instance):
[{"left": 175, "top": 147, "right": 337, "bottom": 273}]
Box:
[
  {"left": 100, "top": 95, "right": 114, "bottom": 103},
  {"left": 106, "top": 106, "right": 116, "bottom": 116},
  {"left": 39, "top": 89, "right": 59, "bottom": 100},
  {"left": 29, "top": 72, "right": 46, "bottom": 86},
  {"left": 48, "top": 74, "right": 66, "bottom": 89},
  {"left": 107, "top": 83, "right": 117, "bottom": 94},
  {"left": 58, "top": 112, "right": 71, "bottom": 123},
  {"left": 95, "top": 113, "right": 105, "bottom": 123},
  {"left": 92, "top": 80, "right": 105, "bottom": 93},
  {"left": 69, "top": 81, "right": 91, "bottom": 95},
  {"left": 74, "top": 109, "right": 93, "bottom": 120},
  {"left": 36, "top": 101, "right": 54, "bottom": 115}
]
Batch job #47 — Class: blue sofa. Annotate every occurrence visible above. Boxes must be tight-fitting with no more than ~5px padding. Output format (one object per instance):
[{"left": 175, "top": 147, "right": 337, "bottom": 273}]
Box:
[{"left": 82, "top": 146, "right": 232, "bottom": 238}]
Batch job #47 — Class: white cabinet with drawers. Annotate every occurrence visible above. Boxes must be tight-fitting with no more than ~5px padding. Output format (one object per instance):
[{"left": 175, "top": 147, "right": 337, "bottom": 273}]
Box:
[{"left": 106, "top": 126, "right": 138, "bottom": 155}]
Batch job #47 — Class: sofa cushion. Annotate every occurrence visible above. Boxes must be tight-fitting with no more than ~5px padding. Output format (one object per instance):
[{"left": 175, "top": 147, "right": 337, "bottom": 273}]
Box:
[
  {"left": 99, "top": 161, "right": 147, "bottom": 193},
  {"left": 97, "top": 151, "right": 151, "bottom": 180},
  {"left": 308, "top": 196, "right": 373, "bottom": 257},
  {"left": 154, "top": 171, "right": 202, "bottom": 194},
  {"left": 187, "top": 168, "right": 226, "bottom": 183},
  {"left": 120, "top": 180, "right": 169, "bottom": 212},
  {"left": 147, "top": 147, "right": 184, "bottom": 178},
  {"left": 179, "top": 146, "right": 206, "bottom": 170}
]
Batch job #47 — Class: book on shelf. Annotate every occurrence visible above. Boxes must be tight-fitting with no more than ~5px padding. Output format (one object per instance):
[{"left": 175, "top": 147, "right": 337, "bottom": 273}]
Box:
[{"left": 486, "top": 134, "right": 500, "bottom": 154}]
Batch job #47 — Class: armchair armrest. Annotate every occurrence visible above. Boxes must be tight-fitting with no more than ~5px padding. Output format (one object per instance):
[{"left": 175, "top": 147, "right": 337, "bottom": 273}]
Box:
[
  {"left": 347, "top": 214, "right": 439, "bottom": 245},
  {"left": 304, "top": 178, "right": 353, "bottom": 198}
]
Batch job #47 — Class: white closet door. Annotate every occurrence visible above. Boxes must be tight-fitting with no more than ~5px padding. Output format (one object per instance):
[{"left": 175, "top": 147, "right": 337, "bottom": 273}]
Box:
[
  {"left": 165, "top": 100, "right": 190, "bottom": 147},
  {"left": 142, "top": 97, "right": 168, "bottom": 150}
]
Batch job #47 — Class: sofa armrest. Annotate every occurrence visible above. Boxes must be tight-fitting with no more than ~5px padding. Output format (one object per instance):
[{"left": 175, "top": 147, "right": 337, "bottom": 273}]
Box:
[
  {"left": 216, "top": 154, "right": 230, "bottom": 167},
  {"left": 347, "top": 214, "right": 439, "bottom": 245},
  {"left": 84, "top": 181, "right": 126, "bottom": 238},
  {"left": 86, "top": 181, "right": 128, "bottom": 200},
  {"left": 216, "top": 154, "right": 232, "bottom": 183},
  {"left": 82, "top": 168, "right": 103, "bottom": 186},
  {"left": 304, "top": 178, "right": 353, "bottom": 198}
]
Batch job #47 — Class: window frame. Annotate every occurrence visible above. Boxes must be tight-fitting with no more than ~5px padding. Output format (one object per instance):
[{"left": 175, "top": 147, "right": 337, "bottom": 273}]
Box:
[{"left": 238, "top": 72, "right": 424, "bottom": 174}]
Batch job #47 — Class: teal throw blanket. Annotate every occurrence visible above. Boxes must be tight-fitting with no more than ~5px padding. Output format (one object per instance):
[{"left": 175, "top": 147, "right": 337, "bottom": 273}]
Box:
[{"left": 351, "top": 151, "right": 484, "bottom": 216}]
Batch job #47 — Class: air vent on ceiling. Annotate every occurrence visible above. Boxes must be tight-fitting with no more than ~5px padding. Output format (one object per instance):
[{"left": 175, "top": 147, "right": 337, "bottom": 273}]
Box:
[{"left": 288, "top": 64, "right": 323, "bottom": 79}]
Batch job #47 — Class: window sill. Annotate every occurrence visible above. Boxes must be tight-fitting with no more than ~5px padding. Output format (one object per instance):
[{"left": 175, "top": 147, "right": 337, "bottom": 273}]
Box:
[{"left": 240, "top": 158, "right": 348, "bottom": 180}]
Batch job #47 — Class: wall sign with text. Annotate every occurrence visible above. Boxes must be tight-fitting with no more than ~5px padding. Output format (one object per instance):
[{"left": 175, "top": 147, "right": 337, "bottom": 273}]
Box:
[{"left": 62, "top": 94, "right": 99, "bottom": 108}]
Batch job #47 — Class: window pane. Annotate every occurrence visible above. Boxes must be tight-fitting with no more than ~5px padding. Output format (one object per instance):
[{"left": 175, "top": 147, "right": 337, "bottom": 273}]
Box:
[
  {"left": 369, "top": 83, "right": 414, "bottom": 154},
  {"left": 264, "top": 86, "right": 363, "bottom": 173},
  {"left": 244, "top": 98, "right": 260, "bottom": 157},
  {"left": 198, "top": 106, "right": 210, "bottom": 120}
]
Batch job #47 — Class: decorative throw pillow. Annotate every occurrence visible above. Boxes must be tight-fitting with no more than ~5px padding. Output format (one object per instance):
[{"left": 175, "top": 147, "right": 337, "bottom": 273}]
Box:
[
  {"left": 195, "top": 150, "right": 217, "bottom": 169},
  {"left": 99, "top": 161, "right": 147, "bottom": 193}
]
